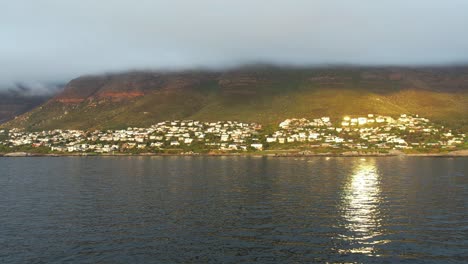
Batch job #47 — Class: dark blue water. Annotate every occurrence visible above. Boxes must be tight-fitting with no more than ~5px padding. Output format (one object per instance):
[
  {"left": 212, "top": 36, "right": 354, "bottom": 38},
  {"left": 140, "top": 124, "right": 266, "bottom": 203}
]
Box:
[{"left": 0, "top": 156, "right": 467, "bottom": 263}]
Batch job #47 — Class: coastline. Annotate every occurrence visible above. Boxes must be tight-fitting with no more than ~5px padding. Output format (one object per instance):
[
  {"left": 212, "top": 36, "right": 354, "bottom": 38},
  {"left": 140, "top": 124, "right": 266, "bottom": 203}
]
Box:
[{"left": 1, "top": 150, "right": 467, "bottom": 158}]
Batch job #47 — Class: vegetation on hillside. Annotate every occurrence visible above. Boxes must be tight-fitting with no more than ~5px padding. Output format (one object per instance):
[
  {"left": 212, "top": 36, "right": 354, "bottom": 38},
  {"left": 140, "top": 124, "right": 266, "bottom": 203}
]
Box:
[{"left": 2, "top": 66, "right": 467, "bottom": 131}]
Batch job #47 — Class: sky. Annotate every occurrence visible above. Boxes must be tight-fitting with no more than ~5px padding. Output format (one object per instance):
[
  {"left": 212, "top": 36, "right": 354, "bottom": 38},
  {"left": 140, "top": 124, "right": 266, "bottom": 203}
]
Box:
[{"left": 2, "top": 0, "right": 468, "bottom": 90}]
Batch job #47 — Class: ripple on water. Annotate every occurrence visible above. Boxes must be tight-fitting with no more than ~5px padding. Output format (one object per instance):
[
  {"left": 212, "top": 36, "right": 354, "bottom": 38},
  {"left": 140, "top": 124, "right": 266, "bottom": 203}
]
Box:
[{"left": 0, "top": 156, "right": 466, "bottom": 263}]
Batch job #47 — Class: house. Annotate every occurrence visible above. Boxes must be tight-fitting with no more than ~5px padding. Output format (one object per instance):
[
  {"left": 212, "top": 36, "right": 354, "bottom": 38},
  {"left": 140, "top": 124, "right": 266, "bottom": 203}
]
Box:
[
  {"left": 334, "top": 137, "right": 344, "bottom": 143},
  {"left": 228, "top": 144, "right": 238, "bottom": 150},
  {"left": 358, "top": 117, "right": 368, "bottom": 125},
  {"left": 150, "top": 142, "right": 163, "bottom": 148},
  {"left": 250, "top": 143, "right": 263, "bottom": 150},
  {"left": 67, "top": 146, "right": 76, "bottom": 152},
  {"left": 375, "top": 117, "right": 386, "bottom": 123},
  {"left": 279, "top": 119, "right": 291, "bottom": 129},
  {"left": 308, "top": 133, "right": 320, "bottom": 140}
]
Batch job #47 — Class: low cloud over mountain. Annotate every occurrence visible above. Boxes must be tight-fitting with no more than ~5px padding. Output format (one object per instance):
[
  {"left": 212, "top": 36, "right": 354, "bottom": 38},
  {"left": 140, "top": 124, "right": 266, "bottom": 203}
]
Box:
[{"left": 0, "top": 83, "right": 62, "bottom": 123}]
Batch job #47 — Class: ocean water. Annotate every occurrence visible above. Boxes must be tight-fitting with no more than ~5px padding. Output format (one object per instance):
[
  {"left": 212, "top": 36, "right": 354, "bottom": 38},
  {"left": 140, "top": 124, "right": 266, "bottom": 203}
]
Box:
[{"left": 0, "top": 156, "right": 467, "bottom": 263}]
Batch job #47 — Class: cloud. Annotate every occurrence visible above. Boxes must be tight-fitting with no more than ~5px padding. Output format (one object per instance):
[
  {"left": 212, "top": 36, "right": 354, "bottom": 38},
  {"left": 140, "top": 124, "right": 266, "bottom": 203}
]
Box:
[
  {"left": 1, "top": 82, "right": 63, "bottom": 97},
  {"left": 1, "top": 0, "right": 468, "bottom": 89}
]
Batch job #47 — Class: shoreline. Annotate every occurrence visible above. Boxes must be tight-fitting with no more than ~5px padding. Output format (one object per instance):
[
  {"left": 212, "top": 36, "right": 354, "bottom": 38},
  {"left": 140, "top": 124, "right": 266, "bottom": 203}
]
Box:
[{"left": 1, "top": 150, "right": 467, "bottom": 158}]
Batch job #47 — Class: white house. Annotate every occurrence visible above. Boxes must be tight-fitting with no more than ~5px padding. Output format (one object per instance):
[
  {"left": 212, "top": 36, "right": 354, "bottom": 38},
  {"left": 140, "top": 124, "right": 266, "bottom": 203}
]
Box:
[{"left": 250, "top": 143, "right": 263, "bottom": 150}]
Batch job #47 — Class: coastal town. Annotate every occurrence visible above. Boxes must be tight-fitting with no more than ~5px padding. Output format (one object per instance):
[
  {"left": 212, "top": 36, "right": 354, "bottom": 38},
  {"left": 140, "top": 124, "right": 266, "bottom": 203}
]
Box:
[{"left": 0, "top": 114, "right": 466, "bottom": 155}]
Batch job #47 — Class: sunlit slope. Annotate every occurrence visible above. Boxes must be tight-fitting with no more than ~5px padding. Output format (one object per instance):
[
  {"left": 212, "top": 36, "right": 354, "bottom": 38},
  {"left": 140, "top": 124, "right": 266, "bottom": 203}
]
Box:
[
  {"left": 3, "top": 67, "right": 468, "bottom": 130},
  {"left": 190, "top": 89, "right": 467, "bottom": 128}
]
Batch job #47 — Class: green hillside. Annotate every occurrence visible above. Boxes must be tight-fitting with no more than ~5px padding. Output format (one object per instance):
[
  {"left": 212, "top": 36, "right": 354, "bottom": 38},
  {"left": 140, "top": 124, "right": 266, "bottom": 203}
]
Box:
[{"left": 3, "top": 66, "right": 468, "bottom": 131}]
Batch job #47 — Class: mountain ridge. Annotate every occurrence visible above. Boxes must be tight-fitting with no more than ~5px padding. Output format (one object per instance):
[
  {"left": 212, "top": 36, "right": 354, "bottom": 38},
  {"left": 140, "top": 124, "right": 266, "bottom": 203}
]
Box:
[{"left": 3, "top": 66, "right": 468, "bottom": 131}]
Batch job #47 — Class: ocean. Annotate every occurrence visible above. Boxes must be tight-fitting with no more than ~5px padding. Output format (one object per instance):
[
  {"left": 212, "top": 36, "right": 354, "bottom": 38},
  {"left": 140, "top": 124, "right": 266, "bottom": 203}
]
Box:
[{"left": 1, "top": 156, "right": 466, "bottom": 263}]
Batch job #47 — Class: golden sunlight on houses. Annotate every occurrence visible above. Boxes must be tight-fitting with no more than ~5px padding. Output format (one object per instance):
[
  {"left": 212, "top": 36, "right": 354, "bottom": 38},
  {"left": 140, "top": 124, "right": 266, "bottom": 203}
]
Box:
[{"left": 0, "top": 114, "right": 466, "bottom": 154}]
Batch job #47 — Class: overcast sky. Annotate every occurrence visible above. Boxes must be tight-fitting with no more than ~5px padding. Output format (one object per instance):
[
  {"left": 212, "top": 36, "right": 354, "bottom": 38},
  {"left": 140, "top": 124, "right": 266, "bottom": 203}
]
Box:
[{"left": 2, "top": 0, "right": 468, "bottom": 89}]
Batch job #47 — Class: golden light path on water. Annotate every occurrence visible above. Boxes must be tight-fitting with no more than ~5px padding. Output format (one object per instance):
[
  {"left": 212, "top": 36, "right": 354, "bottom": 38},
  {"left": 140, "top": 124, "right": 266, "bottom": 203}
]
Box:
[{"left": 338, "top": 158, "right": 390, "bottom": 255}]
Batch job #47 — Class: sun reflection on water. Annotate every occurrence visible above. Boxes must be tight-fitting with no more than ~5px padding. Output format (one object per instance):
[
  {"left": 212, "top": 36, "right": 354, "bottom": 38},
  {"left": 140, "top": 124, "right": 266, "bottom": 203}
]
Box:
[{"left": 338, "top": 158, "right": 388, "bottom": 255}]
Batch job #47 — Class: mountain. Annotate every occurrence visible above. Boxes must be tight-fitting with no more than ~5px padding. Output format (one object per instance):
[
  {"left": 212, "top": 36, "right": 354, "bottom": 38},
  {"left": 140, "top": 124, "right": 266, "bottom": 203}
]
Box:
[
  {"left": 2, "top": 66, "right": 468, "bottom": 131},
  {"left": 0, "top": 88, "right": 54, "bottom": 124}
]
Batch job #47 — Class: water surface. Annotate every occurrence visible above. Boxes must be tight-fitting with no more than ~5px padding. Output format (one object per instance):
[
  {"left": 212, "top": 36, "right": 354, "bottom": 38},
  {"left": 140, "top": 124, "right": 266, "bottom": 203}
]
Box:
[{"left": 1, "top": 157, "right": 467, "bottom": 263}]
